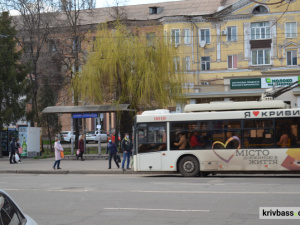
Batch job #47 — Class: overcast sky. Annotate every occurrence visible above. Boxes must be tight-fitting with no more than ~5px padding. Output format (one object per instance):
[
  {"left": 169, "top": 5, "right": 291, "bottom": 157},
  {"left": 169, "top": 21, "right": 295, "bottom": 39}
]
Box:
[{"left": 97, "top": 0, "right": 180, "bottom": 8}]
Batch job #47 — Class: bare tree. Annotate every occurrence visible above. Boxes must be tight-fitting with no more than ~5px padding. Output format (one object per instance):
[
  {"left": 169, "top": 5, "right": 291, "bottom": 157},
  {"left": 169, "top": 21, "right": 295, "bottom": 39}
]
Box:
[
  {"left": 55, "top": 0, "right": 95, "bottom": 150},
  {"left": 103, "top": 0, "right": 128, "bottom": 20},
  {"left": 2, "top": 0, "right": 60, "bottom": 126}
]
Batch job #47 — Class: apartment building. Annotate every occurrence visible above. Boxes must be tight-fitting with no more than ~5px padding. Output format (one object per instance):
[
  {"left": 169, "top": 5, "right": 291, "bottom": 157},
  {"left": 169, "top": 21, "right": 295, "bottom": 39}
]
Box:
[{"left": 158, "top": 0, "right": 300, "bottom": 108}]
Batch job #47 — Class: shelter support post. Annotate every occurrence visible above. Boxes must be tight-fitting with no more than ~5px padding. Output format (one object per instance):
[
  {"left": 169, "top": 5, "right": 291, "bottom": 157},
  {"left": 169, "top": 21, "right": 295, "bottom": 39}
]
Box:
[
  {"left": 98, "top": 113, "right": 101, "bottom": 155},
  {"left": 71, "top": 115, "right": 74, "bottom": 155}
]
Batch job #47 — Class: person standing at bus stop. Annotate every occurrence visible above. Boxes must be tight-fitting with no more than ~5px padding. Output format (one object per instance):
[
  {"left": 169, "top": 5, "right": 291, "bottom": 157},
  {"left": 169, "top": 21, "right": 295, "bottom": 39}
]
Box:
[
  {"left": 106, "top": 137, "right": 119, "bottom": 169},
  {"left": 77, "top": 135, "right": 85, "bottom": 161},
  {"left": 121, "top": 133, "right": 133, "bottom": 171},
  {"left": 53, "top": 138, "right": 63, "bottom": 169}
]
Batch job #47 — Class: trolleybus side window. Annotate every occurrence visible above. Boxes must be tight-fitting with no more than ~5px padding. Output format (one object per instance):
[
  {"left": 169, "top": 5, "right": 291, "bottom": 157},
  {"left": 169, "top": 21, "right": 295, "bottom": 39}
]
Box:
[
  {"left": 170, "top": 121, "right": 211, "bottom": 150},
  {"left": 243, "top": 119, "right": 274, "bottom": 148},
  {"left": 212, "top": 120, "right": 241, "bottom": 149},
  {"left": 137, "top": 123, "right": 167, "bottom": 153},
  {"left": 275, "top": 118, "right": 300, "bottom": 148}
]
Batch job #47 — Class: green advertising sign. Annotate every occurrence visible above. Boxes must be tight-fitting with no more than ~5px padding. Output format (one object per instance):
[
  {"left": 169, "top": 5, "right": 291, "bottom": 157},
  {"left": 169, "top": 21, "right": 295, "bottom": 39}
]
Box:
[{"left": 230, "top": 78, "right": 261, "bottom": 89}]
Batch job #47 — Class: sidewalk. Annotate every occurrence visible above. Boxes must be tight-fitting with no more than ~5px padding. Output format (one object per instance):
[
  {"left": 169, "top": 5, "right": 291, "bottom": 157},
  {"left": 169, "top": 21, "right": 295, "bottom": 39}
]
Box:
[
  {"left": 0, "top": 155, "right": 135, "bottom": 175},
  {"left": 0, "top": 156, "right": 176, "bottom": 175}
]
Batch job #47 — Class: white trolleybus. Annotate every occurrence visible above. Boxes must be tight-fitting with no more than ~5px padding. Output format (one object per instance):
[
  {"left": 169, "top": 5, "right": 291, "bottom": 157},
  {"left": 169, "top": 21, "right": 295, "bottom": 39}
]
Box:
[{"left": 133, "top": 100, "right": 300, "bottom": 177}]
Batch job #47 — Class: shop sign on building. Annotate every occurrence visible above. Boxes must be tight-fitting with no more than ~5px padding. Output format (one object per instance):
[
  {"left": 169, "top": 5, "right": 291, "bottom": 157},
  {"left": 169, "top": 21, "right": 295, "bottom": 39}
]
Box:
[
  {"left": 230, "top": 78, "right": 261, "bottom": 89},
  {"left": 261, "top": 76, "right": 300, "bottom": 88},
  {"left": 230, "top": 76, "right": 300, "bottom": 89}
]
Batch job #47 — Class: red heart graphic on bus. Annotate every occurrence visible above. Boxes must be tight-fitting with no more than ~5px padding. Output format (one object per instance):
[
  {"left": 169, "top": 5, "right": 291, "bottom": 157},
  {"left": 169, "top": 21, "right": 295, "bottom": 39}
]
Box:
[
  {"left": 212, "top": 136, "right": 241, "bottom": 163},
  {"left": 253, "top": 111, "right": 259, "bottom": 116}
]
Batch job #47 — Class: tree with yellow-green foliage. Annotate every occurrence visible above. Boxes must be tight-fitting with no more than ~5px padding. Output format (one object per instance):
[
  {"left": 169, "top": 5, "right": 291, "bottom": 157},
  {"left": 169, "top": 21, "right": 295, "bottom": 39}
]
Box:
[{"left": 73, "top": 21, "right": 185, "bottom": 144}]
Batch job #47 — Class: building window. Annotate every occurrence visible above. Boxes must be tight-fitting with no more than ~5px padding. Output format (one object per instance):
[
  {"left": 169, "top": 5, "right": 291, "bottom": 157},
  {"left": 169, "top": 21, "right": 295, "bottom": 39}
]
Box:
[
  {"left": 184, "top": 56, "right": 191, "bottom": 71},
  {"left": 287, "top": 50, "right": 297, "bottom": 66},
  {"left": 251, "top": 22, "right": 270, "bottom": 40},
  {"left": 171, "top": 29, "right": 180, "bottom": 45},
  {"left": 72, "top": 36, "right": 81, "bottom": 52},
  {"left": 252, "top": 5, "right": 268, "bottom": 14},
  {"left": 48, "top": 40, "right": 57, "bottom": 52},
  {"left": 251, "top": 49, "right": 270, "bottom": 65},
  {"left": 227, "top": 26, "right": 237, "bottom": 41},
  {"left": 23, "top": 42, "right": 31, "bottom": 53},
  {"left": 200, "top": 29, "right": 210, "bottom": 44},
  {"left": 201, "top": 56, "right": 210, "bottom": 71},
  {"left": 286, "top": 22, "right": 297, "bottom": 38},
  {"left": 173, "top": 56, "right": 180, "bottom": 71},
  {"left": 184, "top": 29, "right": 191, "bottom": 44},
  {"left": 146, "top": 32, "right": 156, "bottom": 46},
  {"left": 228, "top": 55, "right": 237, "bottom": 69},
  {"left": 149, "top": 7, "right": 157, "bottom": 14}
]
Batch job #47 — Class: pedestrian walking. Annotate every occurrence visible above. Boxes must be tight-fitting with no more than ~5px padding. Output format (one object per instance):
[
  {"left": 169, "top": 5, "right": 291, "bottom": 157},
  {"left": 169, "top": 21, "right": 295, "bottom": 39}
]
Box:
[
  {"left": 121, "top": 133, "right": 133, "bottom": 171},
  {"left": 77, "top": 135, "right": 85, "bottom": 161},
  {"left": 106, "top": 137, "right": 119, "bottom": 169},
  {"left": 9, "top": 137, "right": 17, "bottom": 164},
  {"left": 15, "top": 138, "right": 21, "bottom": 163},
  {"left": 53, "top": 138, "right": 63, "bottom": 169}
]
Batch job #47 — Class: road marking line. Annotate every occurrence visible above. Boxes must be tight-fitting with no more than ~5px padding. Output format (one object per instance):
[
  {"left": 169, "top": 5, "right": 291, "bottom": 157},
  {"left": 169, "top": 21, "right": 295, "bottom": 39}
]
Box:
[
  {"left": 104, "top": 208, "right": 209, "bottom": 212},
  {"left": 152, "top": 182, "right": 278, "bottom": 186},
  {"left": 132, "top": 190, "right": 300, "bottom": 194}
]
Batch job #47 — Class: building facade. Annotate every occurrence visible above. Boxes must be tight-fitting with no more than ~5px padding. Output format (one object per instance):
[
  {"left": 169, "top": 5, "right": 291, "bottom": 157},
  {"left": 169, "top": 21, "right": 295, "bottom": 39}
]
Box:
[{"left": 159, "top": 0, "right": 300, "bottom": 109}]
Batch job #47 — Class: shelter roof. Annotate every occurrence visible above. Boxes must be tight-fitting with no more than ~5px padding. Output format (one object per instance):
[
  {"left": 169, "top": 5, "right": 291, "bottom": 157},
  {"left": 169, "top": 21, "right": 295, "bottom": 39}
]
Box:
[{"left": 42, "top": 104, "right": 133, "bottom": 114}]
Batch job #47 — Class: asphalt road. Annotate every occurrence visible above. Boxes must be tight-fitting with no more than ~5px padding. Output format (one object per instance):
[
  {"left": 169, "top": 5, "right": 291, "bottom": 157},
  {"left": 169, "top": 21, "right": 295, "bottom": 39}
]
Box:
[{"left": 1, "top": 173, "right": 300, "bottom": 225}]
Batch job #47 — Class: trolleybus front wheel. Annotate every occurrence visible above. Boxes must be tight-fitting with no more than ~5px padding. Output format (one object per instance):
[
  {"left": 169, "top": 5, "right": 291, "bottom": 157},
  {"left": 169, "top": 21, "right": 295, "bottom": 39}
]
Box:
[{"left": 178, "top": 156, "right": 199, "bottom": 177}]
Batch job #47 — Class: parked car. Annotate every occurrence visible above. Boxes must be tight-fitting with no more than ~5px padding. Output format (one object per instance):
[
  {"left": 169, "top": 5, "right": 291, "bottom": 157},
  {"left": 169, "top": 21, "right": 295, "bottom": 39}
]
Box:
[
  {"left": 0, "top": 189, "right": 38, "bottom": 225},
  {"left": 60, "top": 131, "right": 81, "bottom": 143},
  {"left": 85, "top": 130, "right": 107, "bottom": 143}
]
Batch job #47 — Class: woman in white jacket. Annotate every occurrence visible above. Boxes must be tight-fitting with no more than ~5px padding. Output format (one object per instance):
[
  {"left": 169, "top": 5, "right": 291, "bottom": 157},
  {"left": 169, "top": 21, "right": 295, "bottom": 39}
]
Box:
[{"left": 53, "top": 138, "right": 64, "bottom": 169}]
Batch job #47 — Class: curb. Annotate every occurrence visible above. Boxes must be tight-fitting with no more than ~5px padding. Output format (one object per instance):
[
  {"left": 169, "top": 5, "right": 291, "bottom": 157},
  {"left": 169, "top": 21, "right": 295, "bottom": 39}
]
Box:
[
  {"left": 0, "top": 170, "right": 177, "bottom": 175},
  {"left": 0, "top": 170, "right": 134, "bottom": 175}
]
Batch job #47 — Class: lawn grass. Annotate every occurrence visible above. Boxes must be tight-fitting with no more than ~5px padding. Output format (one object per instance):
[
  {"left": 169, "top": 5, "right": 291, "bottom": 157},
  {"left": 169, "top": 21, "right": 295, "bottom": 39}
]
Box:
[{"left": 37, "top": 146, "right": 108, "bottom": 159}]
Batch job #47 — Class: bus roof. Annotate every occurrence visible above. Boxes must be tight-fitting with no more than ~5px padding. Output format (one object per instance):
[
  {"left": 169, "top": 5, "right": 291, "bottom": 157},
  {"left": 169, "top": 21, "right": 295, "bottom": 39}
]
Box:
[{"left": 184, "top": 100, "right": 287, "bottom": 112}]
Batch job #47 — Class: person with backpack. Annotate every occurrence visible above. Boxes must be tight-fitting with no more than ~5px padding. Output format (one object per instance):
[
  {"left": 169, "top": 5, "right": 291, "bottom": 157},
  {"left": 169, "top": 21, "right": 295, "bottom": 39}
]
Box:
[{"left": 106, "top": 137, "right": 119, "bottom": 169}]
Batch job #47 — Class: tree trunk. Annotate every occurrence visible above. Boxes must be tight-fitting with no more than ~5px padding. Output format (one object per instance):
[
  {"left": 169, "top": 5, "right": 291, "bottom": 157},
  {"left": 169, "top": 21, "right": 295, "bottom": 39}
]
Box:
[{"left": 47, "top": 115, "right": 53, "bottom": 153}]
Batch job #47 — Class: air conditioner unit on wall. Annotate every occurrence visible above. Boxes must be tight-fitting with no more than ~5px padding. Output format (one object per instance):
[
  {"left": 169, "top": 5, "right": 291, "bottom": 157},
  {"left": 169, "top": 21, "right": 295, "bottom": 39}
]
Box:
[
  {"left": 199, "top": 40, "right": 206, "bottom": 48},
  {"left": 221, "top": 30, "right": 227, "bottom": 35}
]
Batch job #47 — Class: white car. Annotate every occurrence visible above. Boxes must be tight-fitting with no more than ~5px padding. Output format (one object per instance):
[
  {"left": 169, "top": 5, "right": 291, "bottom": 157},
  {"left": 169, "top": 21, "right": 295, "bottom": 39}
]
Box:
[
  {"left": 0, "top": 189, "right": 38, "bottom": 225},
  {"left": 60, "top": 131, "right": 82, "bottom": 143},
  {"left": 85, "top": 130, "right": 107, "bottom": 143}
]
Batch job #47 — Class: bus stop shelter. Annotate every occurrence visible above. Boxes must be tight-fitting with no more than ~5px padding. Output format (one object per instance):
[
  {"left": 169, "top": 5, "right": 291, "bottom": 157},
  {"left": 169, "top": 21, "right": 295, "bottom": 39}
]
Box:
[{"left": 42, "top": 104, "right": 133, "bottom": 155}]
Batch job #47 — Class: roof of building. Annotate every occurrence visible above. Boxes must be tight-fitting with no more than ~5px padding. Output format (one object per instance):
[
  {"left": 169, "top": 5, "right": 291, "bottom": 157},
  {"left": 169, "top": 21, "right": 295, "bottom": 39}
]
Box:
[
  {"left": 78, "top": 0, "right": 240, "bottom": 25},
  {"left": 12, "top": 0, "right": 242, "bottom": 29}
]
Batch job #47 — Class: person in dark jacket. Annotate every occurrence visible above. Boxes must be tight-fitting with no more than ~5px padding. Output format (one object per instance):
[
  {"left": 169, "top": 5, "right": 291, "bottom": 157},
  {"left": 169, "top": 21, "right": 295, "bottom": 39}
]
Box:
[
  {"left": 9, "top": 138, "right": 17, "bottom": 164},
  {"left": 121, "top": 133, "right": 133, "bottom": 171},
  {"left": 77, "top": 135, "right": 85, "bottom": 161},
  {"left": 106, "top": 137, "right": 119, "bottom": 169}
]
